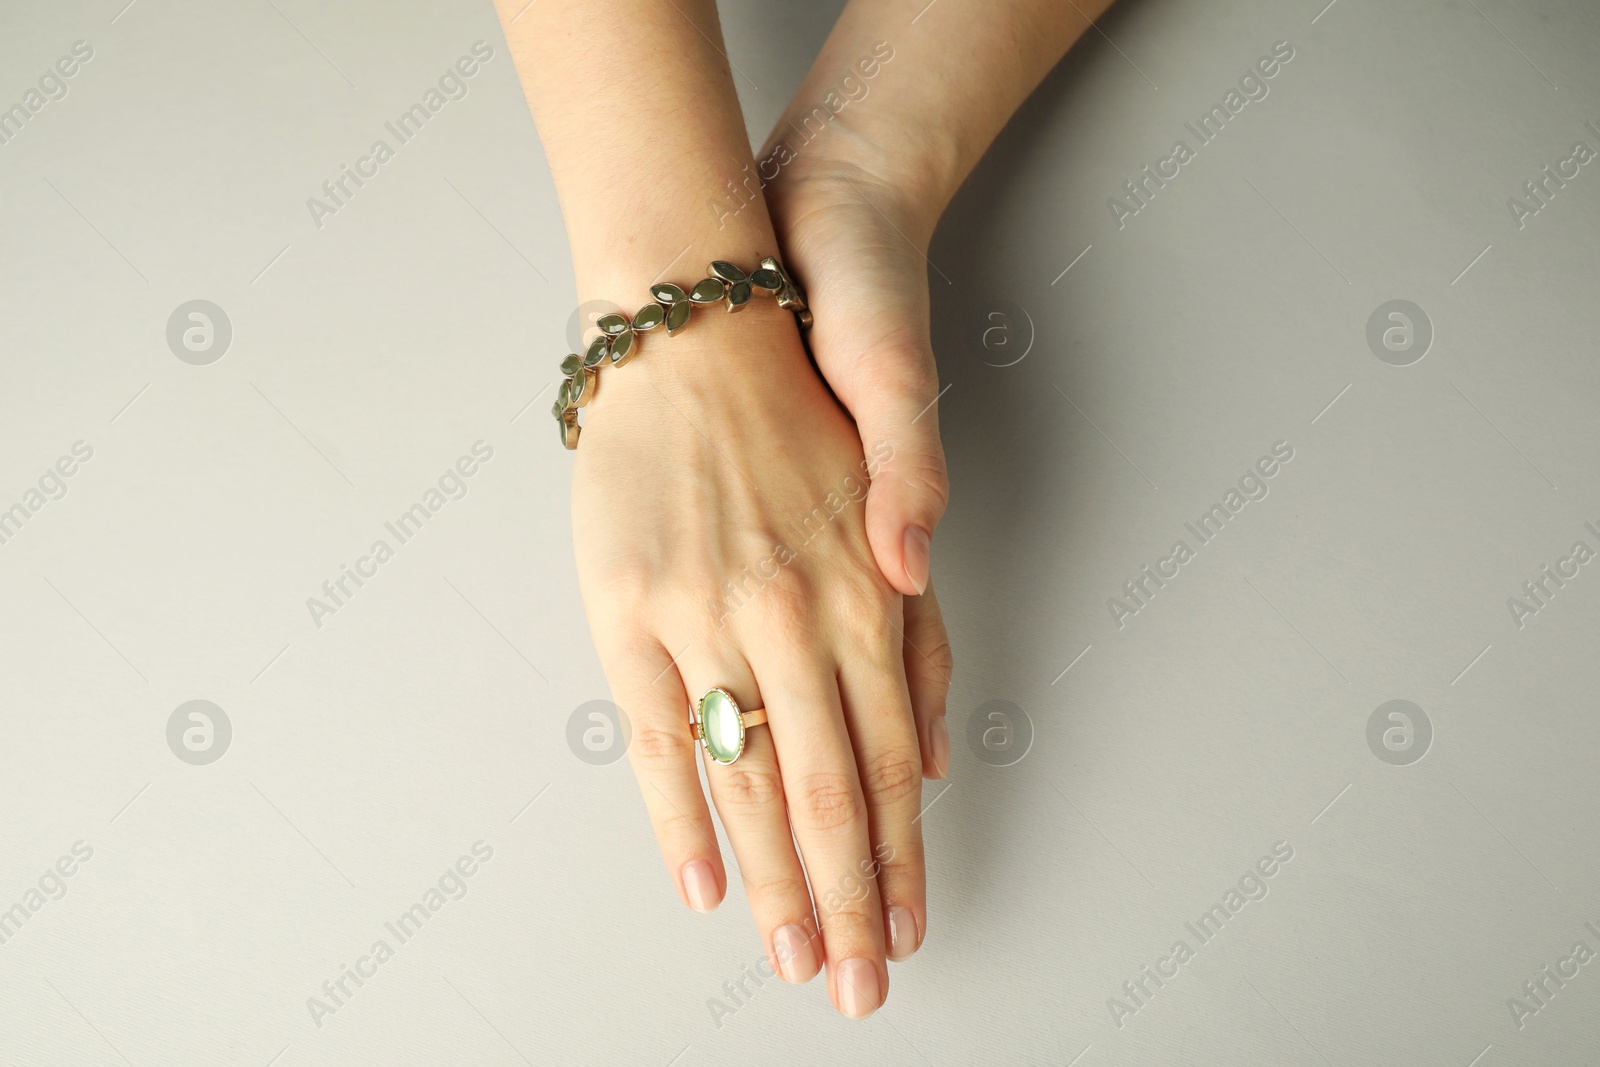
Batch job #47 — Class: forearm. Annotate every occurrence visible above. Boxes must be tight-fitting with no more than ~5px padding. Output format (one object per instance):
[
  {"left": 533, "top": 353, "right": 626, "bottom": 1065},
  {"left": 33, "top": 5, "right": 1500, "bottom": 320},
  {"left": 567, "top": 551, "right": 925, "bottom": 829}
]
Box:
[
  {"left": 765, "top": 0, "right": 1114, "bottom": 235},
  {"left": 493, "top": 0, "right": 780, "bottom": 301}
]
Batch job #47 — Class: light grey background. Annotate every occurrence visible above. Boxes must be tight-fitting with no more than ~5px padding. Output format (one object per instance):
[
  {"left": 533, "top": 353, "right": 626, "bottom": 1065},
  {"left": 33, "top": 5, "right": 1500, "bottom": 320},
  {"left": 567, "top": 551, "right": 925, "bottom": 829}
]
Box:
[{"left": 2, "top": 0, "right": 1598, "bottom": 1064}]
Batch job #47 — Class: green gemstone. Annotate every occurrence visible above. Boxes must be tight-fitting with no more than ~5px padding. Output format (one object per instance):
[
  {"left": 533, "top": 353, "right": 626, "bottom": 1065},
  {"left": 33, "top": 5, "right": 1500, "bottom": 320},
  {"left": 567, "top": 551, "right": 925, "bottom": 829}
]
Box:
[
  {"left": 651, "top": 283, "right": 687, "bottom": 305},
  {"left": 748, "top": 268, "right": 782, "bottom": 294},
  {"left": 597, "top": 313, "right": 629, "bottom": 336},
  {"left": 584, "top": 335, "right": 610, "bottom": 367},
  {"left": 633, "top": 303, "right": 665, "bottom": 331},
  {"left": 689, "top": 277, "right": 725, "bottom": 303},
  {"left": 698, "top": 689, "right": 744, "bottom": 764},
  {"left": 725, "top": 281, "right": 752, "bottom": 311},
  {"left": 609, "top": 328, "right": 634, "bottom": 365},
  {"left": 551, "top": 400, "right": 563, "bottom": 420},
  {"left": 560, "top": 353, "right": 582, "bottom": 377},
  {"left": 556, "top": 379, "right": 572, "bottom": 411},
  {"left": 665, "top": 300, "right": 692, "bottom": 334},
  {"left": 710, "top": 260, "right": 745, "bottom": 283}
]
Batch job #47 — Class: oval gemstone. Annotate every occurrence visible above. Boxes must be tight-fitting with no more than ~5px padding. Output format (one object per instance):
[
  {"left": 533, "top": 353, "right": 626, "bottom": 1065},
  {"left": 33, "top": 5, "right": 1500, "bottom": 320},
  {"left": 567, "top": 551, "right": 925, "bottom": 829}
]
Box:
[
  {"left": 651, "top": 283, "right": 687, "bottom": 305},
  {"left": 633, "top": 303, "right": 665, "bottom": 331},
  {"left": 665, "top": 300, "right": 692, "bottom": 334},
  {"left": 748, "top": 268, "right": 782, "bottom": 294},
  {"left": 560, "top": 353, "right": 582, "bottom": 377},
  {"left": 689, "top": 277, "right": 725, "bottom": 303},
  {"left": 699, "top": 689, "right": 744, "bottom": 764},
  {"left": 710, "top": 260, "right": 745, "bottom": 282},
  {"left": 725, "top": 281, "right": 752, "bottom": 310},
  {"left": 597, "top": 313, "right": 629, "bottom": 336},
  {"left": 584, "top": 334, "right": 610, "bottom": 366},
  {"left": 609, "top": 328, "right": 634, "bottom": 365}
]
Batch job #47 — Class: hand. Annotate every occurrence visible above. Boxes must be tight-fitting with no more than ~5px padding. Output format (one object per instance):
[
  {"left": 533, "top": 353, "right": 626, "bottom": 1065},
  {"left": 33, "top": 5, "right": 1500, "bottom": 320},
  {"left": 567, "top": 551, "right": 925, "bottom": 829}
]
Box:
[
  {"left": 570, "top": 303, "right": 932, "bottom": 1018},
  {"left": 763, "top": 156, "right": 950, "bottom": 601},
  {"left": 762, "top": 151, "right": 956, "bottom": 786},
  {"left": 756, "top": 0, "right": 1105, "bottom": 643}
]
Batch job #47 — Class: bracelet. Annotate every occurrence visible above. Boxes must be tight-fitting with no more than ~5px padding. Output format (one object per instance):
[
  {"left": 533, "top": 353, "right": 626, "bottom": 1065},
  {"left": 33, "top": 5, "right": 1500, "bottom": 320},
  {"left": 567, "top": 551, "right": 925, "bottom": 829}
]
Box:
[{"left": 552, "top": 256, "right": 812, "bottom": 449}]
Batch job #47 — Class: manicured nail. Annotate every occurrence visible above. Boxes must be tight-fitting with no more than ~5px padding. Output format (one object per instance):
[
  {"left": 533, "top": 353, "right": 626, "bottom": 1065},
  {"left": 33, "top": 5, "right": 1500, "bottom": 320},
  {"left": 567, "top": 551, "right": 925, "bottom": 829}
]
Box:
[
  {"left": 836, "top": 958, "right": 882, "bottom": 1019},
  {"left": 886, "top": 906, "right": 919, "bottom": 960},
  {"left": 903, "top": 525, "right": 930, "bottom": 595},
  {"left": 681, "top": 859, "right": 719, "bottom": 913},
  {"left": 772, "top": 924, "right": 820, "bottom": 983},
  {"left": 929, "top": 717, "right": 950, "bottom": 779}
]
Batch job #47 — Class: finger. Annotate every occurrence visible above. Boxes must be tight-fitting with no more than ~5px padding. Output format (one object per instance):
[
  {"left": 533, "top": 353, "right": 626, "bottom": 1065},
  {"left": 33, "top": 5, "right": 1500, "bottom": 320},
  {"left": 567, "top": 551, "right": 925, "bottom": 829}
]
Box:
[
  {"left": 770, "top": 203, "right": 949, "bottom": 598},
  {"left": 754, "top": 635, "right": 887, "bottom": 1019},
  {"left": 679, "top": 649, "right": 823, "bottom": 986},
  {"left": 903, "top": 584, "right": 954, "bottom": 780},
  {"left": 836, "top": 604, "right": 927, "bottom": 964},
  {"left": 840, "top": 335, "right": 950, "bottom": 598},
  {"left": 597, "top": 631, "right": 725, "bottom": 914}
]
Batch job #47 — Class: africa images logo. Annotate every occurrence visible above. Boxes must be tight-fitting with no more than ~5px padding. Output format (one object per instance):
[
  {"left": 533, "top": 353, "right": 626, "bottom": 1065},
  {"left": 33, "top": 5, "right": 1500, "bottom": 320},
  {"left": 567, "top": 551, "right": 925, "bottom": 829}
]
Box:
[
  {"left": 1107, "top": 841, "right": 1296, "bottom": 1028},
  {"left": 1108, "top": 41, "right": 1295, "bottom": 229},
  {"left": 1105, "top": 442, "right": 1295, "bottom": 629},
  {"left": 304, "top": 42, "right": 496, "bottom": 229}
]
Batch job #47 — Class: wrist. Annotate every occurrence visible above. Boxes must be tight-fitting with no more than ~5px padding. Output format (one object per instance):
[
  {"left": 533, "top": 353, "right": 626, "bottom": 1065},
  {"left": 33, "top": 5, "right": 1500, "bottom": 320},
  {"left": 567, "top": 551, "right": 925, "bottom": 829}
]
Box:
[
  {"left": 760, "top": 113, "right": 948, "bottom": 252},
  {"left": 556, "top": 254, "right": 816, "bottom": 450},
  {"left": 569, "top": 205, "right": 783, "bottom": 307},
  {"left": 574, "top": 301, "right": 818, "bottom": 450}
]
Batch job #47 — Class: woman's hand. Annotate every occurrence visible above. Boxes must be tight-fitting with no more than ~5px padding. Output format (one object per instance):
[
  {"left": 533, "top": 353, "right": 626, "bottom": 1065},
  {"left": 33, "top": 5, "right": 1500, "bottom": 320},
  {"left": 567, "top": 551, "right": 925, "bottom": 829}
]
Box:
[
  {"left": 762, "top": 157, "right": 950, "bottom": 603},
  {"left": 571, "top": 302, "right": 934, "bottom": 1018},
  {"left": 761, "top": 156, "right": 957, "bottom": 794},
  {"left": 490, "top": 0, "right": 1013, "bottom": 1019},
  {"left": 750, "top": 0, "right": 1116, "bottom": 743}
]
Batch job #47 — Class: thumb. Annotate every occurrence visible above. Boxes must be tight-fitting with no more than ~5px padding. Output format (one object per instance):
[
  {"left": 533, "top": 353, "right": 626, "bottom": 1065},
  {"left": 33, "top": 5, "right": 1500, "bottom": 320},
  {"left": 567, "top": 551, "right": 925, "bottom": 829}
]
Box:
[{"left": 846, "top": 346, "right": 949, "bottom": 598}]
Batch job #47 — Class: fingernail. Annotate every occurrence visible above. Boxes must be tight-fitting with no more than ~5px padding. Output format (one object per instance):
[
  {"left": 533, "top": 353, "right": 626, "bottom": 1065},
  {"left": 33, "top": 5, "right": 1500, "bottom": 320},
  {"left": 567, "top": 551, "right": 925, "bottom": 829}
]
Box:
[
  {"left": 772, "top": 924, "right": 820, "bottom": 983},
  {"left": 929, "top": 717, "right": 950, "bottom": 779},
  {"left": 903, "top": 525, "right": 930, "bottom": 595},
  {"left": 886, "top": 905, "right": 919, "bottom": 960},
  {"left": 681, "top": 859, "right": 719, "bottom": 913},
  {"left": 836, "top": 958, "right": 882, "bottom": 1019}
]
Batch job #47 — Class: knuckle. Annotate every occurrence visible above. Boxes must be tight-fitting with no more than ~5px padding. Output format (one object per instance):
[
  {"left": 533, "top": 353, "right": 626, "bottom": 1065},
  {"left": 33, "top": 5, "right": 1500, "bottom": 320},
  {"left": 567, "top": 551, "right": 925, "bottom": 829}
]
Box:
[
  {"left": 873, "top": 850, "right": 925, "bottom": 894},
  {"left": 750, "top": 567, "right": 816, "bottom": 633},
  {"left": 870, "top": 445, "right": 950, "bottom": 517},
  {"left": 740, "top": 870, "right": 810, "bottom": 906},
  {"left": 817, "top": 889, "right": 879, "bottom": 930},
  {"left": 824, "top": 570, "right": 899, "bottom": 645},
  {"left": 629, "top": 723, "right": 691, "bottom": 765},
  {"left": 716, "top": 765, "right": 784, "bottom": 812},
  {"left": 918, "top": 637, "right": 954, "bottom": 685},
  {"left": 861, "top": 751, "right": 923, "bottom": 806},
  {"left": 892, "top": 455, "right": 951, "bottom": 514},
  {"left": 790, "top": 771, "right": 864, "bottom": 832},
  {"left": 853, "top": 596, "right": 902, "bottom": 648},
  {"left": 655, "top": 806, "right": 709, "bottom": 847}
]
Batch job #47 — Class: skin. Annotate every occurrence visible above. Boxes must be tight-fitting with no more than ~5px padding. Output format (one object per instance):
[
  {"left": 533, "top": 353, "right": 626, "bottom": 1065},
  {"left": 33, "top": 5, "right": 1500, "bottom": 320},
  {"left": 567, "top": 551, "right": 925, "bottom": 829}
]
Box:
[
  {"left": 494, "top": 0, "right": 1111, "bottom": 1019},
  {"left": 760, "top": 0, "right": 1115, "bottom": 600}
]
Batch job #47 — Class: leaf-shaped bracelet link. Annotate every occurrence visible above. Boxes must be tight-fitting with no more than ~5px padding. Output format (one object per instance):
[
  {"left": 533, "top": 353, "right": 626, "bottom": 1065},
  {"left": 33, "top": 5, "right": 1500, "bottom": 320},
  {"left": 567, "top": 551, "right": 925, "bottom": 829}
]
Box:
[{"left": 551, "top": 257, "right": 810, "bottom": 450}]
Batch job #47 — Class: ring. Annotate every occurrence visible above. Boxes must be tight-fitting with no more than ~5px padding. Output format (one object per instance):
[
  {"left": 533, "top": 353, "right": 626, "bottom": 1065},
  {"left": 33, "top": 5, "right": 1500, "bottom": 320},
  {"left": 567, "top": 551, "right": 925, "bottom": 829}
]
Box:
[{"left": 690, "top": 687, "right": 768, "bottom": 765}]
